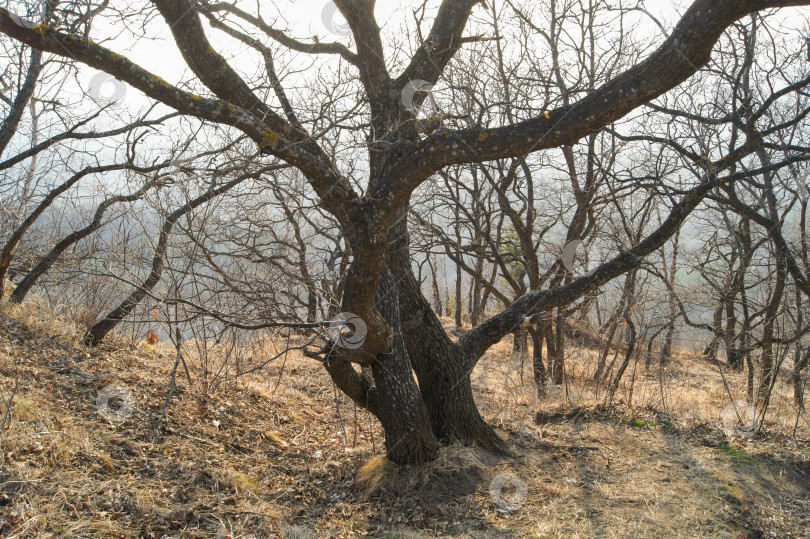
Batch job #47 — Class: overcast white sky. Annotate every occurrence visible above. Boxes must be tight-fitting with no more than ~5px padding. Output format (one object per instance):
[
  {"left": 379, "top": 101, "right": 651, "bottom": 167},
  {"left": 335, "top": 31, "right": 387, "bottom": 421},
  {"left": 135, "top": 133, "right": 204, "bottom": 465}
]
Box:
[
  {"left": 85, "top": 0, "right": 690, "bottom": 106},
  {"left": 79, "top": 0, "right": 810, "bottom": 109}
]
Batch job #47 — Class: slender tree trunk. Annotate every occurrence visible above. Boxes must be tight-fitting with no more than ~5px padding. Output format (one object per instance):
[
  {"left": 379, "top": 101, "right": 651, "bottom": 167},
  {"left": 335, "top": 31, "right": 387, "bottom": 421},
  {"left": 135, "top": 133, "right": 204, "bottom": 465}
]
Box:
[
  {"left": 529, "top": 326, "right": 547, "bottom": 393},
  {"left": 429, "top": 255, "right": 443, "bottom": 317},
  {"left": 552, "top": 308, "right": 565, "bottom": 384},
  {"left": 757, "top": 253, "right": 787, "bottom": 404},
  {"left": 455, "top": 259, "right": 463, "bottom": 330},
  {"left": 609, "top": 270, "right": 638, "bottom": 402},
  {"left": 596, "top": 317, "right": 619, "bottom": 384},
  {"left": 660, "top": 323, "right": 674, "bottom": 366},
  {"left": 661, "top": 231, "right": 680, "bottom": 365},
  {"left": 701, "top": 304, "right": 724, "bottom": 361},
  {"left": 471, "top": 246, "right": 484, "bottom": 327},
  {"left": 83, "top": 174, "right": 250, "bottom": 345},
  {"left": 794, "top": 347, "right": 809, "bottom": 411},
  {"left": 794, "top": 289, "right": 808, "bottom": 410},
  {"left": 10, "top": 181, "right": 156, "bottom": 304},
  {"left": 724, "top": 297, "right": 742, "bottom": 371},
  {"left": 543, "top": 317, "right": 557, "bottom": 373},
  {"left": 513, "top": 328, "right": 528, "bottom": 357}
]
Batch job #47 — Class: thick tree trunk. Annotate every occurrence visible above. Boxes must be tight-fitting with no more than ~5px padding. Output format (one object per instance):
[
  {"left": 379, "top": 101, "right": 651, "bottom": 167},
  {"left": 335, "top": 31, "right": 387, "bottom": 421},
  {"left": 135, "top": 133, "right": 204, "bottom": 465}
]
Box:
[
  {"left": 372, "top": 270, "right": 439, "bottom": 464},
  {"left": 388, "top": 211, "right": 506, "bottom": 453}
]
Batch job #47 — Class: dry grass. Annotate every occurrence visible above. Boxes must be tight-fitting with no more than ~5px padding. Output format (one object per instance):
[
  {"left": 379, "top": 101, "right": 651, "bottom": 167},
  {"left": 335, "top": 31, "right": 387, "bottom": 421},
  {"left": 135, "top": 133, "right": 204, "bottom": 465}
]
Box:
[
  {"left": 0, "top": 304, "right": 806, "bottom": 537},
  {"left": 471, "top": 330, "right": 810, "bottom": 442}
]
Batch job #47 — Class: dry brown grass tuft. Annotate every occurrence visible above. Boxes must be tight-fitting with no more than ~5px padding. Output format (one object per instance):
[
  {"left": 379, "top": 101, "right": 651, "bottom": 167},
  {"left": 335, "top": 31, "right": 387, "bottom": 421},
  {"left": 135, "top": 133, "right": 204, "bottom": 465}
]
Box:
[
  {"left": 355, "top": 455, "right": 393, "bottom": 498},
  {"left": 355, "top": 444, "right": 492, "bottom": 502}
]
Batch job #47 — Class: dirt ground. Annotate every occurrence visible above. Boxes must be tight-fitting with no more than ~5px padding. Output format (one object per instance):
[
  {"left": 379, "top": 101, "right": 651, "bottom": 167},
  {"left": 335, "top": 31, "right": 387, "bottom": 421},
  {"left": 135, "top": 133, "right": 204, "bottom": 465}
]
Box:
[{"left": 0, "top": 306, "right": 808, "bottom": 538}]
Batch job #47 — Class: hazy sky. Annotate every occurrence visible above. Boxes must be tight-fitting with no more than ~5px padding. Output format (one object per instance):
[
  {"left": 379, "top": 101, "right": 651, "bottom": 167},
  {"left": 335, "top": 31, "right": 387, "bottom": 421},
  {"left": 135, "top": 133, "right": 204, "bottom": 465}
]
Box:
[{"left": 78, "top": 0, "right": 694, "bottom": 111}]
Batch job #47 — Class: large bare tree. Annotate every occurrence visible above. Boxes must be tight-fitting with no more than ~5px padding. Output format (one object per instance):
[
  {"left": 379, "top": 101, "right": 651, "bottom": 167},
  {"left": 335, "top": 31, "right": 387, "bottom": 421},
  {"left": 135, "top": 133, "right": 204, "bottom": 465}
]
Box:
[{"left": 3, "top": 0, "right": 810, "bottom": 464}]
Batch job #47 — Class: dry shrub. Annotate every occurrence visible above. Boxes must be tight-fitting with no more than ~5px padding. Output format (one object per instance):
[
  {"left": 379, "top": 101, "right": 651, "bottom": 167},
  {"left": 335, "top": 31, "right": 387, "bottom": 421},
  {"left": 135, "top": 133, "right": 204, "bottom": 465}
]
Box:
[{"left": 1, "top": 294, "right": 81, "bottom": 344}]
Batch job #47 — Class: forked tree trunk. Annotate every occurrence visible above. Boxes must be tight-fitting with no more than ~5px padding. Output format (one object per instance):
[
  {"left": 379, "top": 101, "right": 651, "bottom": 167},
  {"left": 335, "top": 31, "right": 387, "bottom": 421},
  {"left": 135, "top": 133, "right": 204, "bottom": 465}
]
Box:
[
  {"left": 388, "top": 213, "right": 507, "bottom": 453},
  {"left": 393, "top": 257, "right": 506, "bottom": 452}
]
